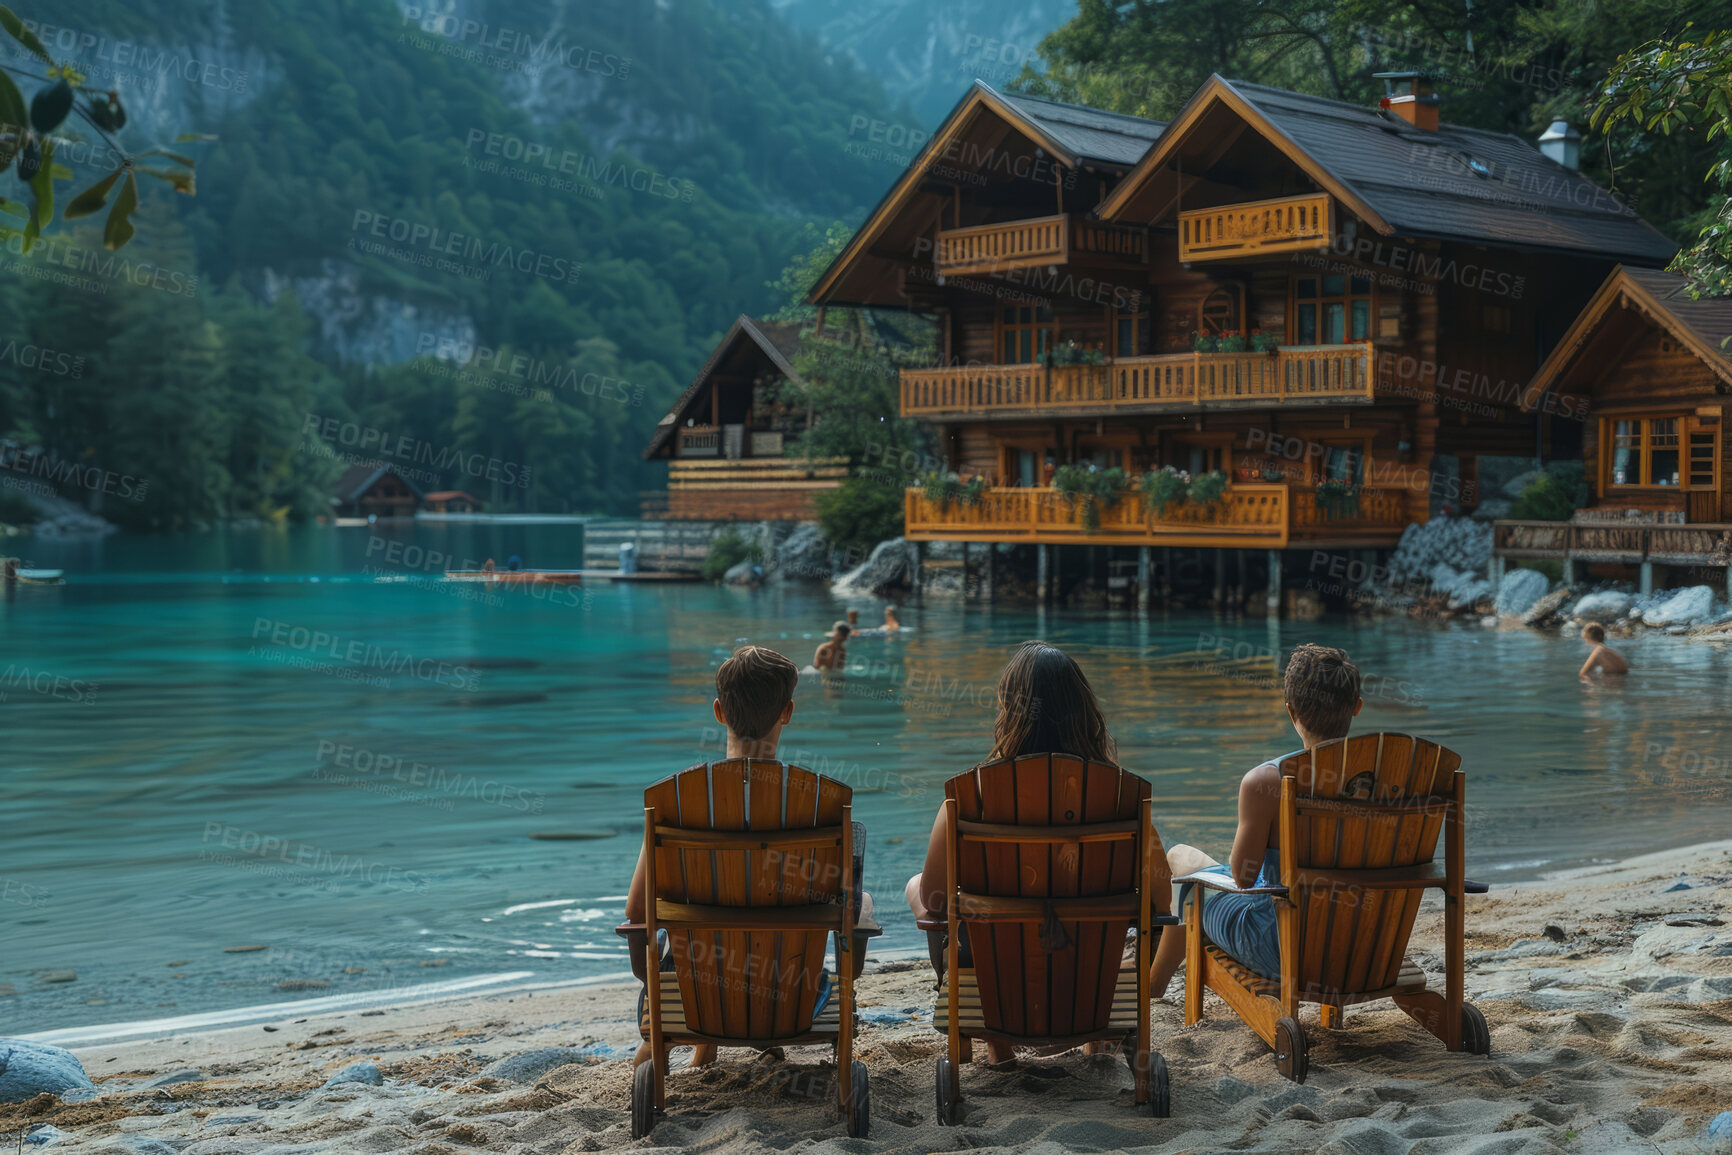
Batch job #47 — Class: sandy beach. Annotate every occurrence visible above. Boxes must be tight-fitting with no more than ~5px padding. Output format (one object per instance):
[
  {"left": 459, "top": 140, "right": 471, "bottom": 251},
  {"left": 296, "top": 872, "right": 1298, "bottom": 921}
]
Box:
[{"left": 6, "top": 841, "right": 1730, "bottom": 1154}]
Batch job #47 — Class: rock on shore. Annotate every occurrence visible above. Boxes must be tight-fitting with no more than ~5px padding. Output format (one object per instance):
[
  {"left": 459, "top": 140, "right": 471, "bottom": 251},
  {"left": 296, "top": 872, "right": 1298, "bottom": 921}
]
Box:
[{"left": 0, "top": 1039, "right": 95, "bottom": 1103}]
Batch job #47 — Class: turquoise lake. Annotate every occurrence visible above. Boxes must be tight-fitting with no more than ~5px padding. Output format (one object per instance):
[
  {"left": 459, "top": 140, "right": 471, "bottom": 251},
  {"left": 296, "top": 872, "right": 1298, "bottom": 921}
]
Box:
[{"left": 4, "top": 523, "right": 1731, "bottom": 1036}]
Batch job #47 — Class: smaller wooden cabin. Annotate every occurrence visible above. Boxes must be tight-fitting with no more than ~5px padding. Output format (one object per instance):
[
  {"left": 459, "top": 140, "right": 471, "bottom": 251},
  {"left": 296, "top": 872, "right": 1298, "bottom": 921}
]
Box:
[
  {"left": 333, "top": 464, "right": 422, "bottom": 520},
  {"left": 643, "top": 315, "right": 845, "bottom": 521},
  {"left": 1498, "top": 266, "right": 1732, "bottom": 591}
]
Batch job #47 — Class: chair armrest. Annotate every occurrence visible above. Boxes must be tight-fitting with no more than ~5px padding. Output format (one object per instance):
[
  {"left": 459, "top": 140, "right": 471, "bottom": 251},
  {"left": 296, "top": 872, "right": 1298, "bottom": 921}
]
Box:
[
  {"left": 615, "top": 924, "right": 649, "bottom": 984},
  {"left": 1172, "top": 871, "right": 1289, "bottom": 897},
  {"left": 915, "top": 914, "right": 945, "bottom": 932},
  {"left": 1153, "top": 914, "right": 1182, "bottom": 926},
  {"left": 1464, "top": 880, "right": 1489, "bottom": 895},
  {"left": 854, "top": 913, "right": 884, "bottom": 938}
]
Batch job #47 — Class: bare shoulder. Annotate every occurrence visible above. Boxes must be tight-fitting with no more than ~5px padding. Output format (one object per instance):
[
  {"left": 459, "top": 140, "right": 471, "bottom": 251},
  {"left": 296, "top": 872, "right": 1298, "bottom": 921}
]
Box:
[{"left": 1239, "top": 760, "right": 1282, "bottom": 805}]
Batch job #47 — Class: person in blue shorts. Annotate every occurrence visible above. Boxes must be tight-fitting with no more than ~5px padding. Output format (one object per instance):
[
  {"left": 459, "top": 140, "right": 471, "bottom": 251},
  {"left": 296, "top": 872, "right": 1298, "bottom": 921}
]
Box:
[{"left": 1148, "top": 644, "right": 1363, "bottom": 994}]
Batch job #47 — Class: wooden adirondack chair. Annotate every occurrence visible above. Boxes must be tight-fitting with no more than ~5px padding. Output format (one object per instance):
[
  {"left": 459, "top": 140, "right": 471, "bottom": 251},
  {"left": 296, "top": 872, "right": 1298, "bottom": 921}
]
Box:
[
  {"left": 915, "top": 753, "right": 1181, "bottom": 1122},
  {"left": 615, "top": 759, "right": 880, "bottom": 1138},
  {"left": 1175, "top": 733, "right": 1491, "bottom": 1083}
]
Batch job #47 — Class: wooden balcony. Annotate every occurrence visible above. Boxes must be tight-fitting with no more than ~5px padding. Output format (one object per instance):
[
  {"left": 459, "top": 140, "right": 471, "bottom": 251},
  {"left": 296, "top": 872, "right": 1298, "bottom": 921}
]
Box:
[
  {"left": 904, "top": 482, "right": 1412, "bottom": 549},
  {"left": 1494, "top": 519, "right": 1732, "bottom": 567},
  {"left": 900, "top": 344, "right": 1375, "bottom": 418},
  {"left": 934, "top": 214, "right": 1148, "bottom": 276},
  {"left": 1178, "top": 193, "right": 1332, "bottom": 263},
  {"left": 664, "top": 456, "right": 847, "bottom": 521}
]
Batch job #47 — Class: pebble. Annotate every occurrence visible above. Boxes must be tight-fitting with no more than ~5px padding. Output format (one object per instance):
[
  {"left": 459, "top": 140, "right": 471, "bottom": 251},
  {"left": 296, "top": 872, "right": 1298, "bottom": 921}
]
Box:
[
  {"left": 276, "top": 979, "right": 330, "bottom": 990},
  {"left": 1542, "top": 924, "right": 1567, "bottom": 942},
  {"left": 223, "top": 945, "right": 269, "bottom": 953},
  {"left": 39, "top": 970, "right": 76, "bottom": 984},
  {"left": 1664, "top": 882, "right": 1694, "bottom": 892},
  {"left": 481, "top": 1047, "right": 591, "bottom": 1084},
  {"left": 24, "top": 1123, "right": 69, "bottom": 1146},
  {"left": 1709, "top": 1111, "right": 1732, "bottom": 1152}
]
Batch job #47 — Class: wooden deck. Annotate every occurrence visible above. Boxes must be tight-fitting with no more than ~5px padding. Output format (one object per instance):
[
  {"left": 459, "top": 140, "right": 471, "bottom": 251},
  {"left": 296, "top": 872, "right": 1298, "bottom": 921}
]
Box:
[
  {"left": 1178, "top": 193, "right": 1332, "bottom": 263},
  {"left": 1493, "top": 519, "right": 1732, "bottom": 567},
  {"left": 900, "top": 345, "right": 1374, "bottom": 419},
  {"left": 664, "top": 457, "right": 847, "bottom": 521},
  {"left": 905, "top": 483, "right": 1411, "bottom": 549}
]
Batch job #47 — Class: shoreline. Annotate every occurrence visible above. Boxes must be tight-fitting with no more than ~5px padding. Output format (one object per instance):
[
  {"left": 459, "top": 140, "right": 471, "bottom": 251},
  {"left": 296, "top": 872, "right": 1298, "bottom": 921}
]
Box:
[{"left": 7, "top": 839, "right": 1730, "bottom": 1152}]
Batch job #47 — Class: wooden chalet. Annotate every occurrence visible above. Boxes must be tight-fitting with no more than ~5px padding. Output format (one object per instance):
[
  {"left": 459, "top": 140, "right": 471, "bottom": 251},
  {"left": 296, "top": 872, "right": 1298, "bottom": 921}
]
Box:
[
  {"left": 332, "top": 463, "right": 422, "bottom": 520},
  {"left": 643, "top": 315, "right": 846, "bottom": 521},
  {"left": 809, "top": 74, "right": 1677, "bottom": 602},
  {"left": 1497, "top": 266, "right": 1732, "bottom": 595},
  {"left": 421, "top": 489, "right": 485, "bottom": 514}
]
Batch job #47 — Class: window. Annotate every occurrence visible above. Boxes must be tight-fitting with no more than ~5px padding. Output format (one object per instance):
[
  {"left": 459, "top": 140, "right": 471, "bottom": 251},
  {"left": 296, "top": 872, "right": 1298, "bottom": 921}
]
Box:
[
  {"left": 1198, "top": 284, "right": 1243, "bottom": 336},
  {"left": 1608, "top": 415, "right": 1682, "bottom": 487},
  {"left": 1109, "top": 302, "right": 1151, "bottom": 357},
  {"left": 1292, "top": 274, "right": 1373, "bottom": 345},
  {"left": 1320, "top": 443, "right": 1366, "bottom": 484},
  {"left": 999, "top": 305, "right": 1054, "bottom": 364}
]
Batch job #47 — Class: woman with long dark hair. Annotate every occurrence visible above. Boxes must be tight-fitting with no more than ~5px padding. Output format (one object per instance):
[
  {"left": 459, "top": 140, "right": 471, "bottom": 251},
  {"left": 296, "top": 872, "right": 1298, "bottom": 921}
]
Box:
[{"left": 903, "top": 641, "right": 1117, "bottom": 1063}]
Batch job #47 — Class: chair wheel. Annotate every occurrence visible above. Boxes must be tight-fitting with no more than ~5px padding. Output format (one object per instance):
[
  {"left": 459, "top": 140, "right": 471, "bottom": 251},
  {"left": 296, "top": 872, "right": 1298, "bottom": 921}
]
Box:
[
  {"left": 630, "top": 1058, "right": 656, "bottom": 1138},
  {"left": 846, "top": 1061, "right": 870, "bottom": 1137},
  {"left": 1274, "top": 1015, "right": 1308, "bottom": 1083},
  {"left": 1146, "top": 1051, "right": 1170, "bottom": 1118},
  {"left": 1461, "top": 1003, "right": 1491, "bottom": 1056},
  {"left": 935, "top": 1055, "right": 958, "bottom": 1125}
]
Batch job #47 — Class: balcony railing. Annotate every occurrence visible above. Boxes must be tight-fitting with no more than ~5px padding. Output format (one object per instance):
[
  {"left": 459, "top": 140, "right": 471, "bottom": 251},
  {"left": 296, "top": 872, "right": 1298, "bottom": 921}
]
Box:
[
  {"left": 900, "top": 344, "right": 1375, "bottom": 417},
  {"left": 934, "top": 214, "right": 1148, "bottom": 277},
  {"left": 1494, "top": 519, "right": 1732, "bottom": 566},
  {"left": 1178, "top": 193, "right": 1332, "bottom": 263},
  {"left": 904, "top": 482, "right": 1412, "bottom": 548}
]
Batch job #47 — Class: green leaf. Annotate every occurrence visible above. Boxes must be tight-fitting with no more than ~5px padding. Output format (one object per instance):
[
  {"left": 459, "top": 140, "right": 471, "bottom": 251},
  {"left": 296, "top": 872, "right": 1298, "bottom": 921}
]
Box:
[
  {"left": 137, "top": 164, "right": 194, "bottom": 194},
  {"left": 136, "top": 147, "right": 197, "bottom": 168},
  {"left": 103, "top": 169, "right": 137, "bottom": 250},
  {"left": 0, "top": 68, "right": 25, "bottom": 134},
  {"left": 0, "top": 194, "right": 25, "bottom": 218},
  {"left": 28, "top": 136, "right": 53, "bottom": 228},
  {"left": 0, "top": 5, "right": 52, "bottom": 66},
  {"left": 64, "top": 167, "right": 121, "bottom": 219}
]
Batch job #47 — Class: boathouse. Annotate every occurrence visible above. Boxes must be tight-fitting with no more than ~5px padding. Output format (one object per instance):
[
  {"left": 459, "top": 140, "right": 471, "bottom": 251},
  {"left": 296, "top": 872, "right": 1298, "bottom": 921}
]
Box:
[{"left": 642, "top": 315, "right": 847, "bottom": 521}]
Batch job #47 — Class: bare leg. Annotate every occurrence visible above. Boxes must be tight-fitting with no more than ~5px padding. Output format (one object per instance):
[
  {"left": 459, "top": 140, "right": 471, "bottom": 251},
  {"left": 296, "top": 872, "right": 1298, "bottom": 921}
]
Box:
[{"left": 1151, "top": 844, "right": 1218, "bottom": 998}]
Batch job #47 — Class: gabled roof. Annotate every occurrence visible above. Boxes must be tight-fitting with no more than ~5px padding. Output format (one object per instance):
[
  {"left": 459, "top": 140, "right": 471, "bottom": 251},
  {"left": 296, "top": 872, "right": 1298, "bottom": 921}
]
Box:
[
  {"left": 1098, "top": 75, "right": 1677, "bottom": 264},
  {"left": 642, "top": 315, "right": 805, "bottom": 459},
  {"left": 334, "top": 463, "right": 423, "bottom": 503},
  {"left": 808, "top": 81, "right": 1166, "bottom": 305},
  {"left": 1522, "top": 266, "right": 1732, "bottom": 409}
]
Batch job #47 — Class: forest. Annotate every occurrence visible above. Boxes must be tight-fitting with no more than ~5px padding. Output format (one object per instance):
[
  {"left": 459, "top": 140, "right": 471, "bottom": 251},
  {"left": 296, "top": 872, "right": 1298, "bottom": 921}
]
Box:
[{"left": 1, "top": 0, "right": 1728, "bottom": 532}]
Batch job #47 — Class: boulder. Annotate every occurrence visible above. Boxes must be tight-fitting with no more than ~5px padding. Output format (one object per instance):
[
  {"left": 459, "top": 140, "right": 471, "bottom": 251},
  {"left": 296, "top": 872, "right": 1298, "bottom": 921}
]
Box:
[
  {"left": 1469, "top": 498, "right": 1513, "bottom": 522},
  {"left": 832, "top": 538, "right": 914, "bottom": 596},
  {"left": 0, "top": 1040, "right": 95, "bottom": 1104},
  {"left": 769, "top": 523, "right": 835, "bottom": 582},
  {"left": 1428, "top": 564, "right": 1492, "bottom": 610},
  {"left": 1520, "top": 587, "right": 1573, "bottom": 626},
  {"left": 1494, "top": 568, "right": 1550, "bottom": 617},
  {"left": 1571, "top": 589, "right": 1633, "bottom": 621},
  {"left": 322, "top": 1060, "right": 383, "bottom": 1087},
  {"left": 721, "top": 559, "right": 761, "bottom": 586},
  {"left": 1642, "top": 585, "right": 1718, "bottom": 627}
]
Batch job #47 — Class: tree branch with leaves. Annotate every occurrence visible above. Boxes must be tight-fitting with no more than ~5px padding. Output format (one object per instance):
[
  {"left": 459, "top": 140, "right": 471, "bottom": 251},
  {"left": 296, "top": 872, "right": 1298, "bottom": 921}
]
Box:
[{"left": 0, "top": 4, "right": 212, "bottom": 252}]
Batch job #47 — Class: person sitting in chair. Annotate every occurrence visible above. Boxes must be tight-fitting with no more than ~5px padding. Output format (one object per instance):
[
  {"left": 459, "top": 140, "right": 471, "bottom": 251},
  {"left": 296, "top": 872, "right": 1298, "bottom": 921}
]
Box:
[
  {"left": 1147, "top": 643, "right": 1362, "bottom": 997},
  {"left": 624, "top": 645, "right": 873, "bottom": 1069},
  {"left": 903, "top": 640, "right": 1115, "bottom": 1065}
]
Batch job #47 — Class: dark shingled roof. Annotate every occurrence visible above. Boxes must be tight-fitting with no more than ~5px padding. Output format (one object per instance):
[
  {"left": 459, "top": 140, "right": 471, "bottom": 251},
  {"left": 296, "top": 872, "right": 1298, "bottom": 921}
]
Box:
[
  {"left": 991, "top": 85, "right": 1167, "bottom": 169},
  {"left": 1219, "top": 79, "right": 1677, "bottom": 263},
  {"left": 642, "top": 316, "right": 805, "bottom": 460},
  {"left": 1621, "top": 266, "right": 1732, "bottom": 358},
  {"left": 333, "top": 462, "right": 423, "bottom": 503}
]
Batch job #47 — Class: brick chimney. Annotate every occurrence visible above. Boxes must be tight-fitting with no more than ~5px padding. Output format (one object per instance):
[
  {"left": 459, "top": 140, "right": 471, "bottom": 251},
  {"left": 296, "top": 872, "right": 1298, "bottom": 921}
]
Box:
[{"left": 1374, "top": 72, "right": 1439, "bottom": 132}]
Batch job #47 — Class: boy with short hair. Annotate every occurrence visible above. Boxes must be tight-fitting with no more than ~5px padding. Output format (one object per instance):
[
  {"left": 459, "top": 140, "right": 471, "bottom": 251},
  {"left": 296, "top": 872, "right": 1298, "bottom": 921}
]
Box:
[
  {"left": 813, "top": 621, "right": 850, "bottom": 671},
  {"left": 623, "top": 645, "right": 872, "bottom": 1066},
  {"left": 1578, "top": 622, "right": 1629, "bottom": 679},
  {"left": 1147, "top": 643, "right": 1364, "bottom": 994}
]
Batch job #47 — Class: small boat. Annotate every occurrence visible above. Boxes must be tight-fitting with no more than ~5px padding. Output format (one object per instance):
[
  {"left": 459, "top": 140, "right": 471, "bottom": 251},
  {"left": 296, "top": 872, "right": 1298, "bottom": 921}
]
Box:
[
  {"left": 15, "top": 568, "right": 64, "bottom": 585},
  {"left": 444, "top": 569, "right": 584, "bottom": 584}
]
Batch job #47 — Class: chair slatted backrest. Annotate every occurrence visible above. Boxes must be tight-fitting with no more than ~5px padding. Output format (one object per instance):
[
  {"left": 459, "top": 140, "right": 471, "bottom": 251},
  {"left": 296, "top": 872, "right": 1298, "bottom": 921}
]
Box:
[
  {"left": 947, "top": 754, "right": 1152, "bottom": 1039},
  {"left": 645, "top": 759, "right": 848, "bottom": 1040},
  {"left": 1278, "top": 733, "right": 1462, "bottom": 997}
]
